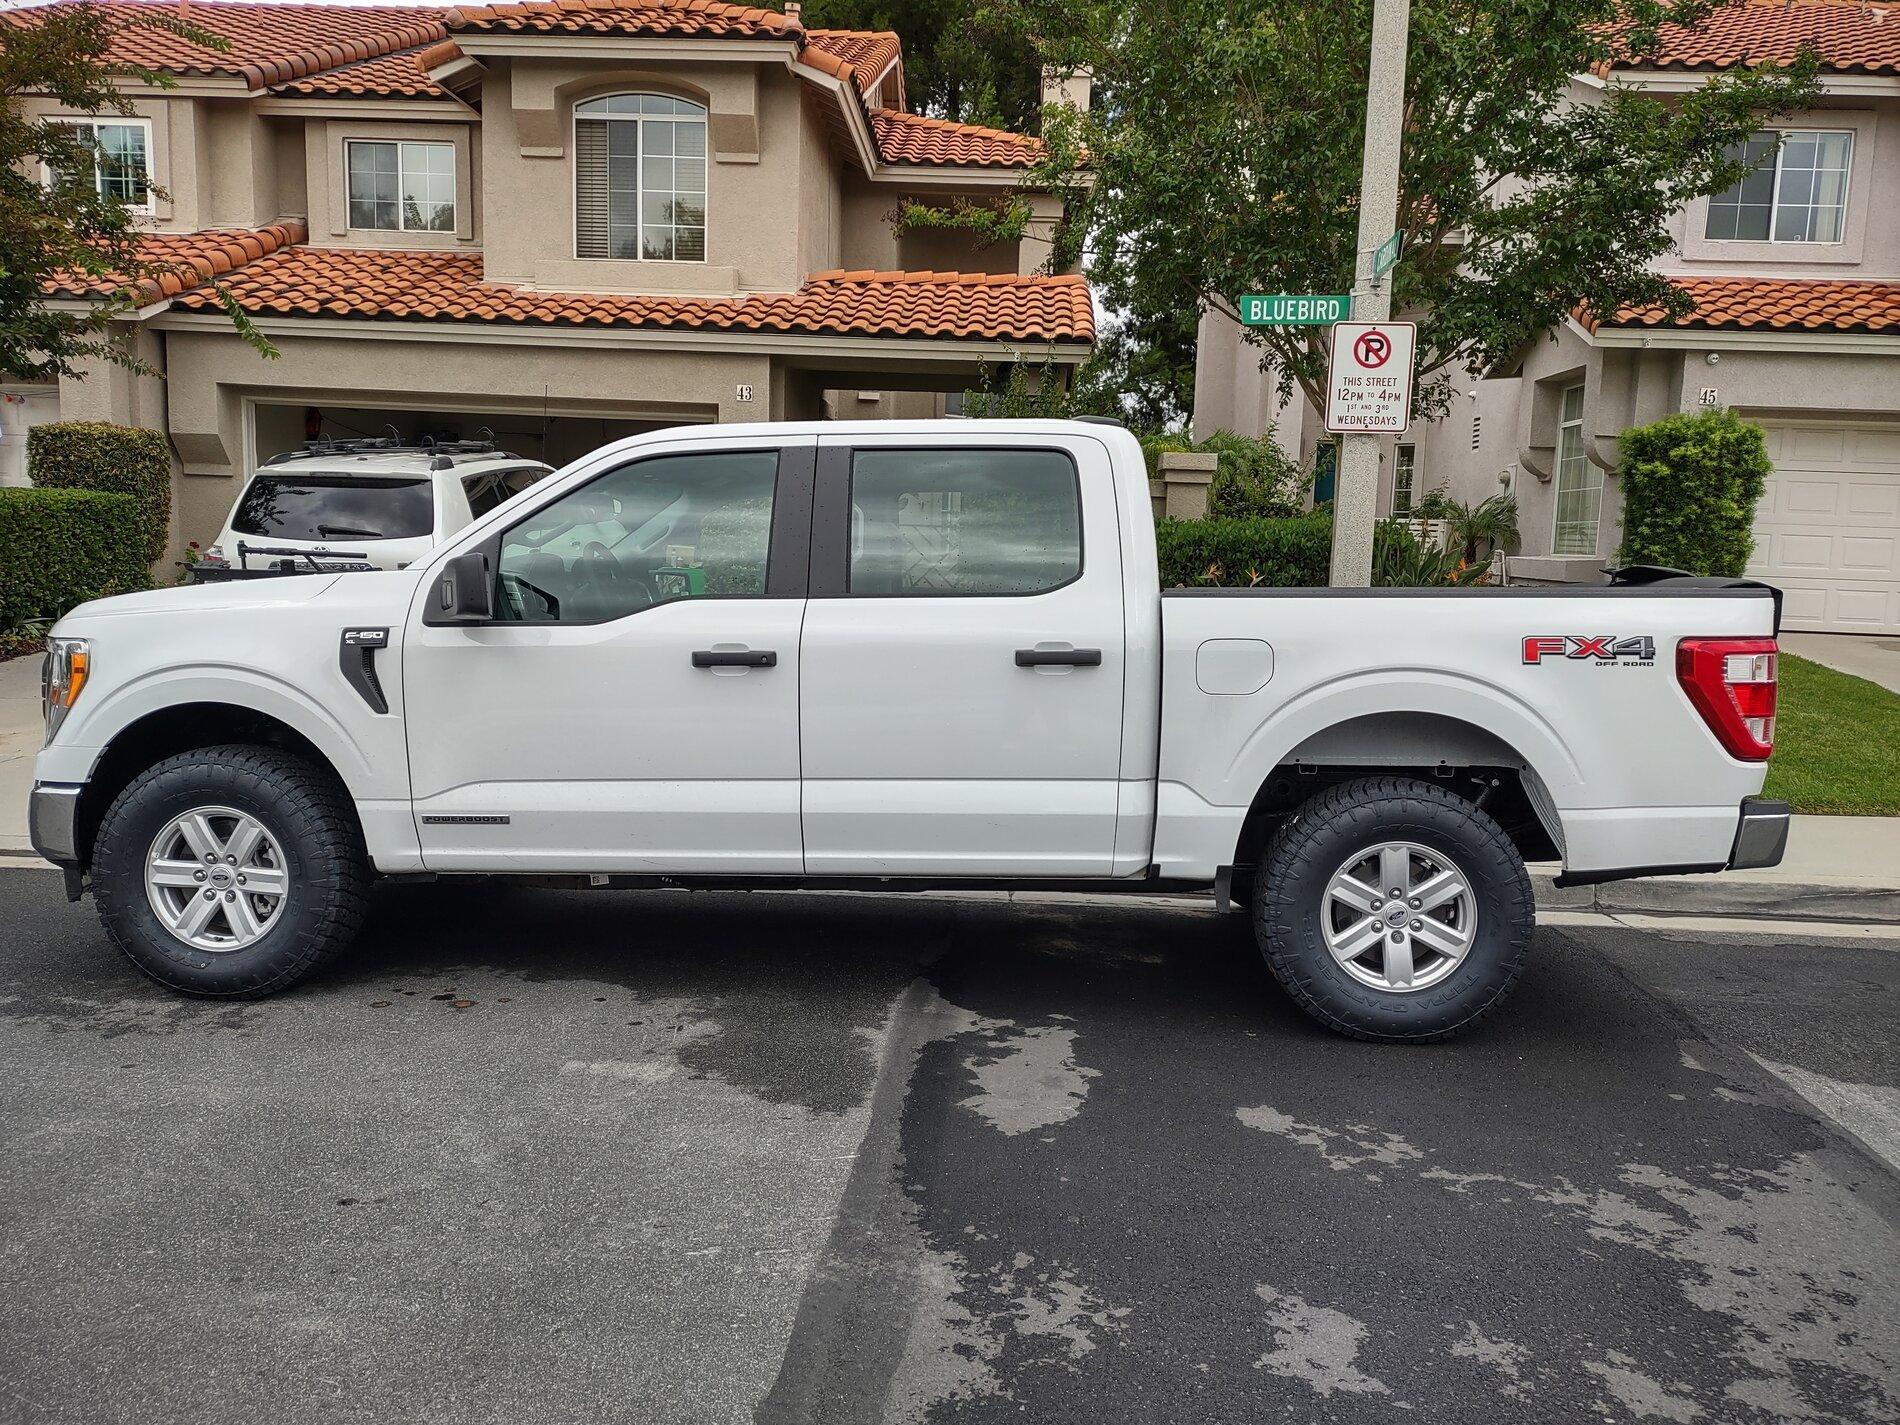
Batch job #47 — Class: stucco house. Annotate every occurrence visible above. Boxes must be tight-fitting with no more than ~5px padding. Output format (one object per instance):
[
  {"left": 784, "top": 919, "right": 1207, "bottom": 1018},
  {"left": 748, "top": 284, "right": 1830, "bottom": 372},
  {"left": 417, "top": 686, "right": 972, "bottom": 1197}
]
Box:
[
  {"left": 1192, "top": 0, "right": 1900, "bottom": 634},
  {"left": 2, "top": 0, "right": 1093, "bottom": 556}
]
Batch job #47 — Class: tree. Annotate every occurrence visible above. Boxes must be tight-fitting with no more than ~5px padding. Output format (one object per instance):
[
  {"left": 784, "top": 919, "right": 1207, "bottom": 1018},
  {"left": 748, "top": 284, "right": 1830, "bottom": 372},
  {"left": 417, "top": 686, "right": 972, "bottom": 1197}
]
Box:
[
  {"left": 995, "top": 0, "right": 1821, "bottom": 422},
  {"left": 0, "top": 1, "right": 270, "bottom": 382},
  {"left": 795, "top": 0, "right": 1044, "bottom": 130}
]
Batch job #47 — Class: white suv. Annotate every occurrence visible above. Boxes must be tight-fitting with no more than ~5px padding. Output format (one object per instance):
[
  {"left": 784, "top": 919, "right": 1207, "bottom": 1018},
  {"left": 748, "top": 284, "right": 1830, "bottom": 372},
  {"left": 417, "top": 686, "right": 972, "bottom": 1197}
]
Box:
[{"left": 202, "top": 439, "right": 552, "bottom": 574}]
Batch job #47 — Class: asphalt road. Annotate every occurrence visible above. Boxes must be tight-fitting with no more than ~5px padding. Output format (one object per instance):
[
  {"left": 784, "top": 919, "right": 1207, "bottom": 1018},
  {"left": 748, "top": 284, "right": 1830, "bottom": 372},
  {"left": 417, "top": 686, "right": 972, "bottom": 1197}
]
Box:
[{"left": 1, "top": 868, "right": 1896, "bottom": 1425}]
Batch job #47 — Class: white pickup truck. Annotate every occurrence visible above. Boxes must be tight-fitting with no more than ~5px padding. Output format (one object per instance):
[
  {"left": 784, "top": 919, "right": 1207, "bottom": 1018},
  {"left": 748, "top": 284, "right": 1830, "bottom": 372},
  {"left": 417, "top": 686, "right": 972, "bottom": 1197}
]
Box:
[{"left": 30, "top": 420, "right": 1789, "bottom": 1042}]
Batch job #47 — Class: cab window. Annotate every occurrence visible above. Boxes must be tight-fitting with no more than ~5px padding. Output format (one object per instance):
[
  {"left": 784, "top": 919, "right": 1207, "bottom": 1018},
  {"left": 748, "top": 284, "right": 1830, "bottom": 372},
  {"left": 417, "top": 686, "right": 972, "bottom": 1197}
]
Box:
[{"left": 495, "top": 450, "right": 777, "bottom": 623}]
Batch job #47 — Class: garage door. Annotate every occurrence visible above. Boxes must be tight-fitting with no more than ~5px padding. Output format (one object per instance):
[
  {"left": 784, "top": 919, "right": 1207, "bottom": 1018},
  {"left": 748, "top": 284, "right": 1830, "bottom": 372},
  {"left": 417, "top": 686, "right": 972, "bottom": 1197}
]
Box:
[{"left": 1748, "top": 421, "right": 1900, "bottom": 634}]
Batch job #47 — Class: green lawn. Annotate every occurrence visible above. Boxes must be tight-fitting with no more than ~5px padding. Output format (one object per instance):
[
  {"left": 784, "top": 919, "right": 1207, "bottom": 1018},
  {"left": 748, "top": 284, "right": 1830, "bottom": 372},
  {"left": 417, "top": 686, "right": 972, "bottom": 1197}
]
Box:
[{"left": 1763, "top": 653, "right": 1900, "bottom": 817}]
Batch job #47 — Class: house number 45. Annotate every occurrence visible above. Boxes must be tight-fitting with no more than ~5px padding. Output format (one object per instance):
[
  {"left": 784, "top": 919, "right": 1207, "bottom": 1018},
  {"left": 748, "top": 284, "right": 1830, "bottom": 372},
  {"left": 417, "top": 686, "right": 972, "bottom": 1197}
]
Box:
[{"left": 1698, "top": 387, "right": 1719, "bottom": 407}]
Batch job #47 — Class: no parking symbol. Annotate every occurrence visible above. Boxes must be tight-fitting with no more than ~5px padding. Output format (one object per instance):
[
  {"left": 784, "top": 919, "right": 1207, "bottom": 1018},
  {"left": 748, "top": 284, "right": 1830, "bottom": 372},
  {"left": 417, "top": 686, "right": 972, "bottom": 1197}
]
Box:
[{"left": 1326, "top": 321, "right": 1416, "bottom": 434}]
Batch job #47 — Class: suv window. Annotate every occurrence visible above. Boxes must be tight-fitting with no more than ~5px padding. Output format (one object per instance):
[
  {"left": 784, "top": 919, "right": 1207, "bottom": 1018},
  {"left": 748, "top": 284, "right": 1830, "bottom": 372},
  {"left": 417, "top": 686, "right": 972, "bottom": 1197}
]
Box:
[
  {"left": 495, "top": 450, "right": 778, "bottom": 623},
  {"left": 848, "top": 449, "right": 1081, "bottom": 596},
  {"left": 463, "top": 467, "right": 548, "bottom": 520},
  {"left": 232, "top": 474, "right": 434, "bottom": 542}
]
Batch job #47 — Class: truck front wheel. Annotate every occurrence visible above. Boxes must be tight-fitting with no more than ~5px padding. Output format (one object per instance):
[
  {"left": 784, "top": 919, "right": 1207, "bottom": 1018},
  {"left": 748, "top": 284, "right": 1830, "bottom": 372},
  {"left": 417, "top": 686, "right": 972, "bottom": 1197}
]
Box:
[
  {"left": 1253, "top": 777, "right": 1534, "bottom": 1044},
  {"left": 91, "top": 745, "right": 371, "bottom": 998}
]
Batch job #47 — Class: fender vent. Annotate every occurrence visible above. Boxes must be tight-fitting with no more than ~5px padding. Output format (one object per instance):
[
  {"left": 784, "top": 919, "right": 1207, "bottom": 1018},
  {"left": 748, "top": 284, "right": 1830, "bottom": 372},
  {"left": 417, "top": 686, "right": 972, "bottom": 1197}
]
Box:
[{"left": 339, "top": 628, "right": 390, "bottom": 714}]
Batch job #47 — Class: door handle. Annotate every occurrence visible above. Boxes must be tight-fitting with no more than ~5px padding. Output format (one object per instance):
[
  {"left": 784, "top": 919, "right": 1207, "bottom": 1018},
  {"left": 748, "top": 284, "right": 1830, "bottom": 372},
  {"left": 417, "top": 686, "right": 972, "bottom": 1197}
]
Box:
[
  {"left": 1015, "top": 648, "right": 1102, "bottom": 667},
  {"left": 692, "top": 649, "right": 777, "bottom": 668}
]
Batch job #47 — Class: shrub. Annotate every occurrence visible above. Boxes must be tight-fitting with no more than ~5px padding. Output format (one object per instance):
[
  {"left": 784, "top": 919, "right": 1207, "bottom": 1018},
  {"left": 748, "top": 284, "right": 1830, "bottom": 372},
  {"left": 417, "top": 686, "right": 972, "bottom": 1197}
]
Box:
[
  {"left": 1142, "top": 428, "right": 1309, "bottom": 519},
  {"left": 1371, "top": 519, "right": 1488, "bottom": 586},
  {"left": 1156, "top": 511, "right": 1334, "bottom": 587},
  {"left": 1615, "top": 408, "right": 1770, "bottom": 577},
  {"left": 0, "top": 488, "right": 150, "bottom": 630},
  {"left": 27, "top": 421, "right": 173, "bottom": 562}
]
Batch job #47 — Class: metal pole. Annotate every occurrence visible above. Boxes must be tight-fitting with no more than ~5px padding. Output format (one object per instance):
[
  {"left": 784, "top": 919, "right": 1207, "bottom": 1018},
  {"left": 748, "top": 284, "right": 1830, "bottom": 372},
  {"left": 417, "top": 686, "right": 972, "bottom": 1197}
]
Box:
[{"left": 1328, "top": 0, "right": 1411, "bottom": 587}]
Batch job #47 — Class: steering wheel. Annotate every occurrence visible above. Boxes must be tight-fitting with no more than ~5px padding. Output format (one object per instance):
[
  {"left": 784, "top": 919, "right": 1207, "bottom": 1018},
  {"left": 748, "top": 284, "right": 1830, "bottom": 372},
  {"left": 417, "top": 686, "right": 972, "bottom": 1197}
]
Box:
[{"left": 579, "top": 541, "right": 653, "bottom": 615}]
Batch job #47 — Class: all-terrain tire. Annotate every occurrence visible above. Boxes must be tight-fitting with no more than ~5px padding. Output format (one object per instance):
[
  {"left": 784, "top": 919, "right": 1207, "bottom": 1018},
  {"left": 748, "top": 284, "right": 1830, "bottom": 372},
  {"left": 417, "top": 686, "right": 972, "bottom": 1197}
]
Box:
[
  {"left": 1253, "top": 776, "right": 1534, "bottom": 1044},
  {"left": 91, "top": 744, "right": 370, "bottom": 998}
]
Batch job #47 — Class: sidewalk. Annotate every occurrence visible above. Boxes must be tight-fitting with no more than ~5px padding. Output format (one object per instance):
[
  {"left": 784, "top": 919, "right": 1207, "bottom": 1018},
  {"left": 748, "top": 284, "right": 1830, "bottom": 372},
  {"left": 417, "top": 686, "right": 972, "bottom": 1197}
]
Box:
[
  {"left": 2, "top": 648, "right": 1895, "bottom": 922},
  {"left": 1781, "top": 632, "right": 1900, "bottom": 696}
]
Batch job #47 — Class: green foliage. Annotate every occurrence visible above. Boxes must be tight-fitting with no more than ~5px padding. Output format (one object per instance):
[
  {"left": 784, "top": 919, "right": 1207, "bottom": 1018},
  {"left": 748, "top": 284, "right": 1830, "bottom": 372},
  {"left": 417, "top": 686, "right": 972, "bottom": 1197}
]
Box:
[
  {"left": 0, "top": 486, "right": 149, "bottom": 629},
  {"left": 1615, "top": 408, "right": 1770, "bottom": 576},
  {"left": 1, "top": 2, "right": 272, "bottom": 379},
  {"left": 1412, "top": 489, "right": 1520, "bottom": 564},
  {"left": 1371, "top": 519, "right": 1489, "bottom": 586},
  {"left": 1144, "top": 429, "right": 1310, "bottom": 519},
  {"left": 1764, "top": 655, "right": 1900, "bottom": 817},
  {"left": 999, "top": 0, "right": 1821, "bottom": 422},
  {"left": 793, "top": 0, "right": 1042, "bottom": 129},
  {"left": 962, "top": 358, "right": 1093, "bottom": 419},
  {"left": 1156, "top": 511, "right": 1334, "bottom": 588},
  {"left": 28, "top": 420, "right": 172, "bottom": 561},
  {"left": 891, "top": 196, "right": 1032, "bottom": 247}
]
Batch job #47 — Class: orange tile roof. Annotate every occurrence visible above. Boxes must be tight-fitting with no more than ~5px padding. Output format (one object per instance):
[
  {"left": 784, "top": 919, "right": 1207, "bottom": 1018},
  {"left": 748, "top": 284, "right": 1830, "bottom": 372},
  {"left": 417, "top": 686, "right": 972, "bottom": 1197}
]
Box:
[
  {"left": 805, "top": 28, "right": 902, "bottom": 97},
  {"left": 443, "top": 0, "right": 793, "bottom": 39},
  {"left": 0, "top": 1, "right": 447, "bottom": 89},
  {"left": 1588, "top": 276, "right": 1900, "bottom": 334},
  {"left": 1612, "top": 0, "right": 1900, "bottom": 75},
  {"left": 169, "top": 247, "right": 1095, "bottom": 343},
  {"left": 870, "top": 109, "right": 1044, "bottom": 168},
  {"left": 43, "top": 221, "right": 308, "bottom": 301},
  {"left": 269, "top": 45, "right": 445, "bottom": 98}
]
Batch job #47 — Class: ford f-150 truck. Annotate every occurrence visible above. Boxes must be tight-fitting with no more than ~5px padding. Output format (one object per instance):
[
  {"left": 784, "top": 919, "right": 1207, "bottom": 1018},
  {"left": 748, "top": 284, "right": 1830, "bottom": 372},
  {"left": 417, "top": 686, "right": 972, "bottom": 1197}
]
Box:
[{"left": 28, "top": 420, "right": 1790, "bottom": 1042}]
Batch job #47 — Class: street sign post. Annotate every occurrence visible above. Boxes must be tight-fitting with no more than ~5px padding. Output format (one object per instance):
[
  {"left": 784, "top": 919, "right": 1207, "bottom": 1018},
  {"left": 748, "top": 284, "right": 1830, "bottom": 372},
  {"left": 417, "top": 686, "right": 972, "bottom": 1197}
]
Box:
[
  {"left": 1325, "top": 320, "right": 1416, "bottom": 434},
  {"left": 1238, "top": 293, "right": 1350, "bottom": 326}
]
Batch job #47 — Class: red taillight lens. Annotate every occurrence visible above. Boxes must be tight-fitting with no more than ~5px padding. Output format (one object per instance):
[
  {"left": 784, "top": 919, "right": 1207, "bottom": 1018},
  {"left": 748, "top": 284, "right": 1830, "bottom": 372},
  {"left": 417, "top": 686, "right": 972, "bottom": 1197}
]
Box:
[{"left": 1677, "top": 638, "right": 1778, "bottom": 761}]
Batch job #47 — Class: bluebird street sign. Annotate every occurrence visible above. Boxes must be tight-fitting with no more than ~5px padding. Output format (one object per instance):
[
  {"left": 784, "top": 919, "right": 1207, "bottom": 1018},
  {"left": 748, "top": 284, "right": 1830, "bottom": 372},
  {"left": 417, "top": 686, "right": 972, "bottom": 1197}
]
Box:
[{"left": 1239, "top": 293, "right": 1350, "bottom": 326}]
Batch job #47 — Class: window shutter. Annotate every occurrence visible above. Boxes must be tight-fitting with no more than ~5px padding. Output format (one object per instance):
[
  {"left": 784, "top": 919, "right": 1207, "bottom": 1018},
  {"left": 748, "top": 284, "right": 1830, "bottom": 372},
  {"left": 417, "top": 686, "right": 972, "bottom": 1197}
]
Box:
[{"left": 575, "top": 119, "right": 610, "bottom": 258}]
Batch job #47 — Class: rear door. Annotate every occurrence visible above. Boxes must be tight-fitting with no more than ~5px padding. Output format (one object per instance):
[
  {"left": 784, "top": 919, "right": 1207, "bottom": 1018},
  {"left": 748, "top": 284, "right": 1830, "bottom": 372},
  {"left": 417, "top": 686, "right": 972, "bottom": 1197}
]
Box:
[{"left": 798, "top": 431, "right": 1126, "bottom": 876}]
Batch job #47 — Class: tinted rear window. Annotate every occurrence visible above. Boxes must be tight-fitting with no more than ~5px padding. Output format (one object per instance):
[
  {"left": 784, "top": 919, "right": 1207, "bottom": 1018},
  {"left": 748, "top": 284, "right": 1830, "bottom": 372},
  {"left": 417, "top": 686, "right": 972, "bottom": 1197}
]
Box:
[{"left": 232, "top": 475, "right": 434, "bottom": 541}]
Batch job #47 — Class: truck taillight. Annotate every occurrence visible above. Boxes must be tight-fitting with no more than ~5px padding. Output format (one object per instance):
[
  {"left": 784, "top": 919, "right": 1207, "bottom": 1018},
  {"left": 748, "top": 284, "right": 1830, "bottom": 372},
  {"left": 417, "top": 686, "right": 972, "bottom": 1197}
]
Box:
[{"left": 1677, "top": 638, "right": 1777, "bottom": 761}]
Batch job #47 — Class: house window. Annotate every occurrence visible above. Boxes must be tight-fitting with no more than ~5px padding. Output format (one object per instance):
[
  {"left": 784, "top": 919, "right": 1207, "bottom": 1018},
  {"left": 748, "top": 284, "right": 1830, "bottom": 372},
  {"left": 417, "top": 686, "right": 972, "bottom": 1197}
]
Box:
[
  {"left": 347, "top": 140, "right": 456, "bottom": 233},
  {"left": 1392, "top": 444, "right": 1417, "bottom": 515},
  {"left": 1705, "top": 130, "right": 1853, "bottom": 243},
  {"left": 47, "top": 118, "right": 151, "bottom": 210},
  {"left": 574, "top": 94, "right": 707, "bottom": 262},
  {"left": 1551, "top": 385, "right": 1602, "bottom": 556}
]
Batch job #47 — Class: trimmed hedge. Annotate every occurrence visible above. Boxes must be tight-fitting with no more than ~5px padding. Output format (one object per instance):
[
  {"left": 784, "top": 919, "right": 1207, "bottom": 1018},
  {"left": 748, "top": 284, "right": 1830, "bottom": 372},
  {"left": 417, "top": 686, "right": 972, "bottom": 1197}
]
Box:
[
  {"left": 1156, "top": 511, "right": 1334, "bottom": 587},
  {"left": 0, "top": 488, "right": 150, "bottom": 629},
  {"left": 1142, "top": 429, "right": 1309, "bottom": 519},
  {"left": 27, "top": 421, "right": 173, "bottom": 562},
  {"left": 1615, "top": 408, "right": 1770, "bottom": 577}
]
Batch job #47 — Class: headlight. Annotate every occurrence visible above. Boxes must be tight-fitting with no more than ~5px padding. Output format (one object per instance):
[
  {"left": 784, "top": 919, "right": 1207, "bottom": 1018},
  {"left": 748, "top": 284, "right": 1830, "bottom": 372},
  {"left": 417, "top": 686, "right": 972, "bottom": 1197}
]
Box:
[{"left": 42, "top": 637, "right": 91, "bottom": 744}]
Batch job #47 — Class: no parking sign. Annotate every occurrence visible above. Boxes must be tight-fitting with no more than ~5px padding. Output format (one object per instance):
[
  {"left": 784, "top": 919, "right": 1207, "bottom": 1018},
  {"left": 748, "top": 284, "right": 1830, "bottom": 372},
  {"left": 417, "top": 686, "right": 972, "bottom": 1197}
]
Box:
[{"left": 1325, "top": 320, "right": 1416, "bottom": 434}]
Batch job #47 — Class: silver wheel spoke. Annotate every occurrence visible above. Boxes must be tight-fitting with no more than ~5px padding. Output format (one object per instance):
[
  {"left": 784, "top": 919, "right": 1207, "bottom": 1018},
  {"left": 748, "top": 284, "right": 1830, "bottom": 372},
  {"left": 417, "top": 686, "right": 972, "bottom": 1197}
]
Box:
[
  {"left": 169, "top": 892, "right": 222, "bottom": 940},
  {"left": 1411, "top": 915, "right": 1470, "bottom": 956},
  {"left": 1329, "top": 915, "right": 1385, "bottom": 963},
  {"left": 148, "top": 859, "right": 204, "bottom": 889},
  {"left": 1410, "top": 868, "right": 1463, "bottom": 913},
  {"left": 1384, "top": 934, "right": 1415, "bottom": 988},
  {"left": 1328, "top": 872, "right": 1385, "bottom": 917},
  {"left": 227, "top": 894, "right": 265, "bottom": 942},
  {"left": 177, "top": 813, "right": 224, "bottom": 864},
  {"left": 1379, "top": 845, "right": 1410, "bottom": 898},
  {"left": 224, "top": 818, "right": 266, "bottom": 868},
  {"left": 241, "top": 866, "right": 289, "bottom": 897}
]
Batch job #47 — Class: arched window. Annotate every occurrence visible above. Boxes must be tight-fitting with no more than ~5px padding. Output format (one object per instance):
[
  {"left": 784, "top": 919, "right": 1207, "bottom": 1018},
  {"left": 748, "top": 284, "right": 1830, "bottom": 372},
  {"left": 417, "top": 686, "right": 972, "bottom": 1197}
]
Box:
[{"left": 574, "top": 93, "right": 707, "bottom": 262}]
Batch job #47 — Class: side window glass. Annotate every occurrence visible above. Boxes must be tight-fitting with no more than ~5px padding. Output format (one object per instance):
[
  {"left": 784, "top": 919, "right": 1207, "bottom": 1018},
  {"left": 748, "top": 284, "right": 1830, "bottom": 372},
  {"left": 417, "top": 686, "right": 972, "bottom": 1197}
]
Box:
[
  {"left": 848, "top": 449, "right": 1081, "bottom": 596},
  {"left": 495, "top": 450, "right": 778, "bottom": 623}
]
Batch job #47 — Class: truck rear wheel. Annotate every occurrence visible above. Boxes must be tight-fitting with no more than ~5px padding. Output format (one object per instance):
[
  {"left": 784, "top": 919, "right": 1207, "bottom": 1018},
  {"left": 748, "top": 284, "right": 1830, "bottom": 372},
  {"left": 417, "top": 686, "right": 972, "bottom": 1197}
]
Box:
[
  {"left": 1253, "top": 776, "right": 1534, "bottom": 1043},
  {"left": 91, "top": 745, "right": 370, "bottom": 998}
]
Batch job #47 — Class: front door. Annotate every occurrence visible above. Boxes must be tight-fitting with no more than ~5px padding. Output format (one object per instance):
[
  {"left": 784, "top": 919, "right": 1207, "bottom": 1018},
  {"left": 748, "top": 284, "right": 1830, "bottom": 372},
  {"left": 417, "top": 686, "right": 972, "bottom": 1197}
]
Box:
[
  {"left": 798, "top": 432, "right": 1127, "bottom": 876},
  {"left": 403, "top": 438, "right": 814, "bottom": 872}
]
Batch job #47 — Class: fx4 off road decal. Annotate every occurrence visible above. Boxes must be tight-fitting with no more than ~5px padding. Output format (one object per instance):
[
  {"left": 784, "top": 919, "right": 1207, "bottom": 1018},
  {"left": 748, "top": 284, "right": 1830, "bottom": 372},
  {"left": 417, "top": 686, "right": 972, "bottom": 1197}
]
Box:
[{"left": 1522, "top": 635, "right": 1656, "bottom": 666}]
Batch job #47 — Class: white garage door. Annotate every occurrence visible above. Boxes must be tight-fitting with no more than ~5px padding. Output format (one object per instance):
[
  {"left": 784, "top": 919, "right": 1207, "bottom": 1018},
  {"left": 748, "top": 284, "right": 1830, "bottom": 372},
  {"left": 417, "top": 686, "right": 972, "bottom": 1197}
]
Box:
[{"left": 1748, "top": 421, "right": 1900, "bottom": 634}]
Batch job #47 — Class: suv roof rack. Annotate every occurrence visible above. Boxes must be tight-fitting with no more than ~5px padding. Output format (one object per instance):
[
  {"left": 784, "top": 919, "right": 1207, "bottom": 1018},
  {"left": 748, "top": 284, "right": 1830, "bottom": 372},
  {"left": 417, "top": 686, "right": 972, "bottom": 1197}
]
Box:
[{"left": 263, "top": 431, "right": 522, "bottom": 467}]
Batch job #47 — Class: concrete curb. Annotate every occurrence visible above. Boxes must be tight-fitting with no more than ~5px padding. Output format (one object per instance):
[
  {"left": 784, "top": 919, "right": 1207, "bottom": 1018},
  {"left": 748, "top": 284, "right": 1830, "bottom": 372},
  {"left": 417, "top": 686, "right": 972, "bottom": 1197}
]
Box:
[{"left": 1533, "top": 872, "right": 1900, "bottom": 925}]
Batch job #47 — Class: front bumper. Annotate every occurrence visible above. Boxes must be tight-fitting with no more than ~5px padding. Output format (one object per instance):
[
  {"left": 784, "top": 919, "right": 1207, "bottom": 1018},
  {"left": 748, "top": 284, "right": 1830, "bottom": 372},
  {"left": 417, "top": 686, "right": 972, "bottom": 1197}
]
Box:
[
  {"left": 1728, "top": 796, "right": 1791, "bottom": 871},
  {"left": 27, "top": 782, "right": 82, "bottom": 866}
]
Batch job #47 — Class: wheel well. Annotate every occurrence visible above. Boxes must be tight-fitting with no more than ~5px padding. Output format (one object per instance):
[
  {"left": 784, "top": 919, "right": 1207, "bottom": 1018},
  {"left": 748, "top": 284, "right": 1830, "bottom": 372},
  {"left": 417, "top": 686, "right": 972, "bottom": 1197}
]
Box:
[
  {"left": 74, "top": 703, "right": 358, "bottom": 871},
  {"left": 1230, "top": 713, "right": 1563, "bottom": 885}
]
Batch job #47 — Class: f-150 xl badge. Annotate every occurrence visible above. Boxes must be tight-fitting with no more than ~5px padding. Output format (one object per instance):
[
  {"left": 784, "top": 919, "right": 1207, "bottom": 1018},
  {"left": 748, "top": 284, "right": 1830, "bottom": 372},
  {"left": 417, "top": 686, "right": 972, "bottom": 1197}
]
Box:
[{"left": 1522, "top": 635, "right": 1656, "bottom": 665}]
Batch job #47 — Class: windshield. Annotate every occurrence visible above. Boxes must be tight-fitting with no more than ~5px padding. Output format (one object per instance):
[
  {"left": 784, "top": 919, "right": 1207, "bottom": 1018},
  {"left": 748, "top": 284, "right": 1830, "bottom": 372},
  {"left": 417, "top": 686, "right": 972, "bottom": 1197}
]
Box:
[{"left": 232, "top": 474, "right": 434, "bottom": 542}]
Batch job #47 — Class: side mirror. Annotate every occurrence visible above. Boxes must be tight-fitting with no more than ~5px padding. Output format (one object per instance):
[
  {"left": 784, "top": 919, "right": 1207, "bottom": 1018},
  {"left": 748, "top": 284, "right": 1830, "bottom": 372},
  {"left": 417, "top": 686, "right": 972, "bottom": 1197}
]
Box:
[{"left": 433, "top": 551, "right": 493, "bottom": 623}]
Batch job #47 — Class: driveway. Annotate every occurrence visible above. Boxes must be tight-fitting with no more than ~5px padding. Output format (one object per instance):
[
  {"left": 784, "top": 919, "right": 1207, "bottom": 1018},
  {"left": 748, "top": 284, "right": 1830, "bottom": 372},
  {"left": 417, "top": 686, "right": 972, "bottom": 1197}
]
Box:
[{"left": 1, "top": 871, "right": 1896, "bottom": 1424}]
